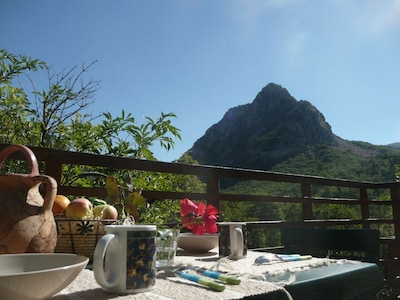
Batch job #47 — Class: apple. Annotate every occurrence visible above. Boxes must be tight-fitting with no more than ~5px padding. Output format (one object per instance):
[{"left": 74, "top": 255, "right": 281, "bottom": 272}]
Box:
[
  {"left": 93, "top": 204, "right": 118, "bottom": 220},
  {"left": 65, "top": 198, "right": 93, "bottom": 220},
  {"left": 52, "top": 194, "right": 71, "bottom": 216}
]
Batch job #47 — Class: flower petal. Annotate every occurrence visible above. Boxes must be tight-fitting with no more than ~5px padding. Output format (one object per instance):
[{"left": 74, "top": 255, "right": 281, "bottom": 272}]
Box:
[
  {"left": 181, "top": 198, "right": 198, "bottom": 217},
  {"left": 181, "top": 198, "right": 219, "bottom": 235},
  {"left": 196, "top": 202, "right": 207, "bottom": 215}
]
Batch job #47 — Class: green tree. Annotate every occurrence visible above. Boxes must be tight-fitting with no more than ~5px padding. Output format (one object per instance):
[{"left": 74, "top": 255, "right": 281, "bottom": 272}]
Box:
[
  {"left": 0, "top": 49, "right": 181, "bottom": 160},
  {"left": 0, "top": 49, "right": 182, "bottom": 193},
  {"left": 0, "top": 49, "right": 47, "bottom": 145}
]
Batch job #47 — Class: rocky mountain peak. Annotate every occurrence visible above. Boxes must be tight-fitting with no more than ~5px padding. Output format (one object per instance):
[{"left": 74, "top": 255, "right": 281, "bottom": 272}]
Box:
[{"left": 187, "top": 83, "right": 336, "bottom": 170}]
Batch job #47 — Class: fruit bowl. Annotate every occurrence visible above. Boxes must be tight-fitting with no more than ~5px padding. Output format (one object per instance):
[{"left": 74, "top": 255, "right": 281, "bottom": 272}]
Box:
[
  {"left": 55, "top": 218, "right": 115, "bottom": 260},
  {"left": 178, "top": 233, "right": 219, "bottom": 253},
  {"left": 0, "top": 253, "right": 89, "bottom": 300}
]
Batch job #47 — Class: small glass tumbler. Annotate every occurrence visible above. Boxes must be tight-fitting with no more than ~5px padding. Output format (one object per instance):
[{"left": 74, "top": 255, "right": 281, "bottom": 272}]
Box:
[{"left": 156, "top": 228, "right": 180, "bottom": 268}]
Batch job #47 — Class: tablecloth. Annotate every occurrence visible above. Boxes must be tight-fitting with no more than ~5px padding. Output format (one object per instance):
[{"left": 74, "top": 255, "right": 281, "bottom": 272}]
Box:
[{"left": 53, "top": 250, "right": 340, "bottom": 300}]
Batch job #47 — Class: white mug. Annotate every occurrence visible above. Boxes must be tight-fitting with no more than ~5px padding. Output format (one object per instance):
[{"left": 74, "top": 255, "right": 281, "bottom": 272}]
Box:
[
  {"left": 218, "top": 222, "right": 247, "bottom": 260},
  {"left": 93, "top": 225, "right": 157, "bottom": 294}
]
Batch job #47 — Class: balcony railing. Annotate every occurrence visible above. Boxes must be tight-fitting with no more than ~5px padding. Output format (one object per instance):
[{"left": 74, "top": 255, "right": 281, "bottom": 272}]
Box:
[{"left": 1, "top": 143, "right": 400, "bottom": 296}]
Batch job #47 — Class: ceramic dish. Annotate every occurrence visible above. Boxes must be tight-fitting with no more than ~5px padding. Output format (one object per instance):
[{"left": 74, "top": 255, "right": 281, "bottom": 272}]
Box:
[
  {"left": 178, "top": 233, "right": 219, "bottom": 252},
  {"left": 0, "top": 253, "right": 89, "bottom": 300}
]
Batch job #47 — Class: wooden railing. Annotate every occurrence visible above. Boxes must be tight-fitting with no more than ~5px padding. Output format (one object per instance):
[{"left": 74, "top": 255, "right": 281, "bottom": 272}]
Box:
[{"left": 2, "top": 144, "right": 400, "bottom": 296}]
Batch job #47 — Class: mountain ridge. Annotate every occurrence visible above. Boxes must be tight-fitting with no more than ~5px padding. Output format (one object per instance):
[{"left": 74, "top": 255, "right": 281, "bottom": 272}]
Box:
[{"left": 185, "top": 83, "right": 400, "bottom": 181}]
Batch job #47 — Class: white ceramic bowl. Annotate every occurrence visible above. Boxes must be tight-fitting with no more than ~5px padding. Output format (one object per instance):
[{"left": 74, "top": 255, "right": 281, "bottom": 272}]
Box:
[
  {"left": 0, "top": 253, "right": 89, "bottom": 300},
  {"left": 178, "top": 233, "right": 219, "bottom": 252}
]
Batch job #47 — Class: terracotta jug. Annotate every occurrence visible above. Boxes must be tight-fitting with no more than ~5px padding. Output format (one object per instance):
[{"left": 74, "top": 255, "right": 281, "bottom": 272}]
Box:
[{"left": 0, "top": 144, "right": 58, "bottom": 253}]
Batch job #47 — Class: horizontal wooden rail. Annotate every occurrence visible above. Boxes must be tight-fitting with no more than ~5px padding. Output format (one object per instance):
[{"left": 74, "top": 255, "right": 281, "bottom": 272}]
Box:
[
  {"left": 1, "top": 143, "right": 398, "bottom": 220},
  {"left": 1, "top": 144, "right": 398, "bottom": 186}
]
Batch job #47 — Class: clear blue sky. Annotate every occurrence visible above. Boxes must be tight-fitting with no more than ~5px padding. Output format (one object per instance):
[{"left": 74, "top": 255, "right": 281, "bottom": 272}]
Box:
[{"left": 2, "top": 0, "right": 400, "bottom": 162}]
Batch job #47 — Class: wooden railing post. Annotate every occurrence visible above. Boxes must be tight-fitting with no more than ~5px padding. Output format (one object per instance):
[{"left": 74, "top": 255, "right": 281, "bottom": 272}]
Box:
[
  {"left": 389, "top": 185, "right": 400, "bottom": 296},
  {"left": 301, "top": 183, "right": 313, "bottom": 220},
  {"left": 44, "top": 161, "right": 63, "bottom": 185},
  {"left": 206, "top": 171, "right": 220, "bottom": 212},
  {"left": 390, "top": 185, "right": 400, "bottom": 250},
  {"left": 359, "top": 188, "right": 370, "bottom": 228}
]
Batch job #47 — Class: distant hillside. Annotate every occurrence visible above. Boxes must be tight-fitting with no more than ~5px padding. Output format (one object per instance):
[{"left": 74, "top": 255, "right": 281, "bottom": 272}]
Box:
[
  {"left": 388, "top": 143, "right": 400, "bottom": 150},
  {"left": 186, "top": 83, "right": 400, "bottom": 182}
]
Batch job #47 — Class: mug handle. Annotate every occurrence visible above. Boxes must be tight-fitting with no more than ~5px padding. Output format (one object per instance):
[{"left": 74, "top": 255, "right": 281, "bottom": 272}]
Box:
[
  {"left": 232, "top": 227, "right": 244, "bottom": 258},
  {"left": 93, "top": 233, "right": 118, "bottom": 288}
]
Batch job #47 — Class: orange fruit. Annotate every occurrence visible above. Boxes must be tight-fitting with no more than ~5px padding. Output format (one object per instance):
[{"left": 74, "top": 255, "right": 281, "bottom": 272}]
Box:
[{"left": 52, "top": 194, "right": 71, "bottom": 216}]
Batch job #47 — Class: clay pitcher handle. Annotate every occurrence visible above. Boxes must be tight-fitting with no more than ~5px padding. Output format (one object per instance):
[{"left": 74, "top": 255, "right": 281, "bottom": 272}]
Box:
[
  {"left": 34, "top": 175, "right": 58, "bottom": 211},
  {"left": 0, "top": 144, "right": 39, "bottom": 176},
  {"left": 0, "top": 145, "right": 57, "bottom": 210}
]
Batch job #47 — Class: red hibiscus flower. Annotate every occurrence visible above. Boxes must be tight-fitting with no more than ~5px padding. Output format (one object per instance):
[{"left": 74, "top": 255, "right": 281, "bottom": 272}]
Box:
[{"left": 181, "top": 198, "right": 219, "bottom": 235}]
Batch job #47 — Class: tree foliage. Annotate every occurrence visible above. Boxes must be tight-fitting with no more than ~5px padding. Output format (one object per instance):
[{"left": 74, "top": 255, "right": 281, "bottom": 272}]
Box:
[
  {"left": 215, "top": 142, "right": 400, "bottom": 247},
  {"left": 0, "top": 49, "right": 184, "bottom": 192},
  {"left": 0, "top": 49, "right": 181, "bottom": 160}
]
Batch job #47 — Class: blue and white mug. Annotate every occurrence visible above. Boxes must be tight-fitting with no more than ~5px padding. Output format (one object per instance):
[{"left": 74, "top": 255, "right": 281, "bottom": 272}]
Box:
[{"left": 93, "top": 225, "right": 157, "bottom": 294}]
